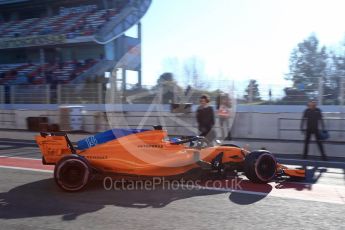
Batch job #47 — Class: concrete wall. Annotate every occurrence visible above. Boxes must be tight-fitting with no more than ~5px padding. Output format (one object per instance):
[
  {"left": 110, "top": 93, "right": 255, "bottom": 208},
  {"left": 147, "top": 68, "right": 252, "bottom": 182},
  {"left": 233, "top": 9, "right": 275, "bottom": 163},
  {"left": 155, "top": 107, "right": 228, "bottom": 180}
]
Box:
[
  {"left": 1, "top": 105, "right": 344, "bottom": 141},
  {"left": 231, "top": 139, "right": 344, "bottom": 158},
  {"left": 1, "top": 105, "right": 344, "bottom": 157},
  {"left": 232, "top": 111, "right": 345, "bottom": 142}
]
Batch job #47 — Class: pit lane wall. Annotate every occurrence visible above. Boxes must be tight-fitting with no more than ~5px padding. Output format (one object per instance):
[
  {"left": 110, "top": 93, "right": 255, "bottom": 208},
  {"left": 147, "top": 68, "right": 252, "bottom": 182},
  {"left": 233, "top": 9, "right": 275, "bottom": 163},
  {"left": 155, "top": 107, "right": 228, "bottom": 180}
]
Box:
[
  {"left": 1, "top": 104, "right": 345, "bottom": 140},
  {"left": 0, "top": 105, "right": 344, "bottom": 157}
]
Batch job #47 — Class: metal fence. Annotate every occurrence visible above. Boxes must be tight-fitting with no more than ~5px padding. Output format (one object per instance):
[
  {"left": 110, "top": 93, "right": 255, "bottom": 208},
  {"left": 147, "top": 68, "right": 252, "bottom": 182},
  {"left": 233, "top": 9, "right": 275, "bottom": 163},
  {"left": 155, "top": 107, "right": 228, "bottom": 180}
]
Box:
[
  {"left": 0, "top": 84, "right": 105, "bottom": 104},
  {"left": 0, "top": 83, "right": 235, "bottom": 105},
  {"left": 10, "top": 85, "right": 50, "bottom": 104},
  {"left": 58, "top": 84, "right": 104, "bottom": 104},
  {"left": 1, "top": 79, "right": 345, "bottom": 105}
]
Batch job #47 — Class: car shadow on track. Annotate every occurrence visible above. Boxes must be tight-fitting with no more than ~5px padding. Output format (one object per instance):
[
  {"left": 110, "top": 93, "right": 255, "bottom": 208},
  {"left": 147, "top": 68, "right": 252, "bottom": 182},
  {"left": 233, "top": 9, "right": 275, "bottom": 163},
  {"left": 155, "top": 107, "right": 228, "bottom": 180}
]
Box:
[
  {"left": 274, "top": 166, "right": 327, "bottom": 191},
  {"left": 0, "top": 178, "right": 229, "bottom": 221},
  {"left": 229, "top": 193, "right": 268, "bottom": 205},
  {"left": 0, "top": 176, "right": 279, "bottom": 220},
  {"left": 228, "top": 179, "right": 272, "bottom": 205}
]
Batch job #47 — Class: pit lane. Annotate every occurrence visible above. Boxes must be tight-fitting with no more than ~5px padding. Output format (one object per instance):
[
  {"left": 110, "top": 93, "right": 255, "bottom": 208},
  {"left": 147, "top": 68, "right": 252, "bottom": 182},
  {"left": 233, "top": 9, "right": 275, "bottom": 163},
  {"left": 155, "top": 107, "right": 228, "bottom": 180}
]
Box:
[{"left": 0, "top": 139, "right": 344, "bottom": 229}]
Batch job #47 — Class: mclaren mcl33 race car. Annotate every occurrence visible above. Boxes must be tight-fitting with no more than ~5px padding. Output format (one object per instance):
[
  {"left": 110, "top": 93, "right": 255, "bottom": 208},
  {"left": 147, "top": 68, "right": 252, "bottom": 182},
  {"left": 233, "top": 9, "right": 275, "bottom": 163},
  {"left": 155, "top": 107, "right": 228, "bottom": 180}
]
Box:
[{"left": 35, "top": 126, "right": 305, "bottom": 192}]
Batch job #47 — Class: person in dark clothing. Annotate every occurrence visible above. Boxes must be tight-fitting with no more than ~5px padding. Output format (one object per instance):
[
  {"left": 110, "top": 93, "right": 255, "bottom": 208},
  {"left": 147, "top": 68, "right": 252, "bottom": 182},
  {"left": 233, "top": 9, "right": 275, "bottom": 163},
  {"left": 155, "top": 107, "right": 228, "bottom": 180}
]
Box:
[
  {"left": 196, "top": 94, "right": 215, "bottom": 142},
  {"left": 300, "top": 100, "right": 327, "bottom": 160}
]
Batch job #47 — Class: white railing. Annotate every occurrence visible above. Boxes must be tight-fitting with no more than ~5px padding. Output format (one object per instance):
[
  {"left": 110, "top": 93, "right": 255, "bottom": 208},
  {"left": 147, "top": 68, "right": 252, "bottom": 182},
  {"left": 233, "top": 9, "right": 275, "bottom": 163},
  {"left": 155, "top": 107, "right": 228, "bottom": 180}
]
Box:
[
  {"left": 4, "top": 83, "right": 233, "bottom": 105},
  {"left": 2, "top": 79, "right": 345, "bottom": 105},
  {"left": 10, "top": 84, "right": 50, "bottom": 104},
  {"left": 57, "top": 83, "right": 104, "bottom": 104},
  {"left": 5, "top": 84, "right": 105, "bottom": 104}
]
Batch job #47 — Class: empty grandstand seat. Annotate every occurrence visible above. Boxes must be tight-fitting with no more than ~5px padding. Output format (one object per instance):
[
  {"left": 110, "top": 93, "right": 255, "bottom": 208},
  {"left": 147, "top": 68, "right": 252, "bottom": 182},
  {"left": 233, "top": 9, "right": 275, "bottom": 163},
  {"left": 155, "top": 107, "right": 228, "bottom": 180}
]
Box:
[
  {"left": 0, "top": 58, "right": 99, "bottom": 85},
  {"left": 0, "top": 6, "right": 122, "bottom": 38}
]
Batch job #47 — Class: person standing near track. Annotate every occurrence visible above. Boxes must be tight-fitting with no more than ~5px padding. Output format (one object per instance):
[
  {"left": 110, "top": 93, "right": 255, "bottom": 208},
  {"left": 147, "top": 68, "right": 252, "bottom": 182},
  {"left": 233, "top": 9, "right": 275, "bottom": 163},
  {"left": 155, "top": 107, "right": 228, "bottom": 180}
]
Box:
[
  {"left": 216, "top": 93, "right": 232, "bottom": 140},
  {"left": 300, "top": 100, "right": 327, "bottom": 160},
  {"left": 196, "top": 94, "right": 215, "bottom": 143}
]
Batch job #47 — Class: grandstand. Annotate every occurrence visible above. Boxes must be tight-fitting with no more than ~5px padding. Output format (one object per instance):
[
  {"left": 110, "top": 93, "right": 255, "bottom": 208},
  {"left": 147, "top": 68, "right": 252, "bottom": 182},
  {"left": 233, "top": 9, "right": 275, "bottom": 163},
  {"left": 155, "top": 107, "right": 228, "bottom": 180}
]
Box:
[{"left": 0, "top": 0, "right": 151, "bottom": 103}]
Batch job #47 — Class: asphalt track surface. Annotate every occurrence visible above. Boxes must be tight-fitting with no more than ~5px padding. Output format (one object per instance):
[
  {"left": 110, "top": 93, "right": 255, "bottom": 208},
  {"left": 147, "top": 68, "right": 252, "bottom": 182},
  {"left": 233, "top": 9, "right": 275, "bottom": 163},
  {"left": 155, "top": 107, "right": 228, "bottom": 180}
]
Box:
[{"left": 0, "top": 138, "right": 344, "bottom": 230}]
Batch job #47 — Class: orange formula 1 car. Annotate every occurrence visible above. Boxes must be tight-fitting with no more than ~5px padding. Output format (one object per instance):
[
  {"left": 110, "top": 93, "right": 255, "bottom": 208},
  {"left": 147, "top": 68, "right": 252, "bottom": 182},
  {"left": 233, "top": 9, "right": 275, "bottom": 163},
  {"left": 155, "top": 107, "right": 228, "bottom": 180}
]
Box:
[{"left": 35, "top": 126, "right": 305, "bottom": 192}]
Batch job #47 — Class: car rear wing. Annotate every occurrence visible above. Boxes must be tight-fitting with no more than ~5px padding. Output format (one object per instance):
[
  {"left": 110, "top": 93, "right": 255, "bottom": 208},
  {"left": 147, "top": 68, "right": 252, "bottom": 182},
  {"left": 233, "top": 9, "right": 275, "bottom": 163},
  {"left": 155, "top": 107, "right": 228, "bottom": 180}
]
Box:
[
  {"left": 40, "top": 132, "right": 76, "bottom": 154},
  {"left": 35, "top": 132, "right": 76, "bottom": 165}
]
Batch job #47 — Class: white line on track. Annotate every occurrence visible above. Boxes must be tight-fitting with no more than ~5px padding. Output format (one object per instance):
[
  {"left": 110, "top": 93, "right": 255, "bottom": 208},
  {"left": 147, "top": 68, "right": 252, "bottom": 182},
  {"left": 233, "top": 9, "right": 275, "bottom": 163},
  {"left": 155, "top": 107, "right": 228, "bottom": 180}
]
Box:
[
  {"left": 181, "top": 184, "right": 269, "bottom": 196},
  {"left": 0, "top": 162, "right": 344, "bottom": 204},
  {"left": 0, "top": 155, "right": 41, "bottom": 160},
  {"left": 182, "top": 184, "right": 345, "bottom": 205},
  {"left": 1, "top": 162, "right": 341, "bottom": 189},
  {"left": 277, "top": 158, "right": 345, "bottom": 165},
  {"left": 0, "top": 165, "right": 52, "bottom": 173},
  {"left": 0, "top": 140, "right": 36, "bottom": 145}
]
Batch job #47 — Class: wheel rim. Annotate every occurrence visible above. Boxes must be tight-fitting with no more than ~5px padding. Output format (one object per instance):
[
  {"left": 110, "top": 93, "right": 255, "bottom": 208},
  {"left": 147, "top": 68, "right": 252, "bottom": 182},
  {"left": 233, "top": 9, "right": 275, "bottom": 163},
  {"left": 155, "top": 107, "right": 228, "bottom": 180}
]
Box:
[
  {"left": 255, "top": 153, "right": 276, "bottom": 182},
  {"left": 56, "top": 159, "right": 89, "bottom": 191}
]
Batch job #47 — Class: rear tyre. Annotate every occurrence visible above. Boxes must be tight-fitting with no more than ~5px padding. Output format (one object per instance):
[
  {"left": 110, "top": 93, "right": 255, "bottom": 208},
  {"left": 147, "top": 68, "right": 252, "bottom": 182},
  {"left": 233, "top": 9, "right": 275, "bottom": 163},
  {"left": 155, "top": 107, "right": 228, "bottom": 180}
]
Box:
[
  {"left": 54, "top": 155, "right": 91, "bottom": 192},
  {"left": 244, "top": 151, "right": 276, "bottom": 183}
]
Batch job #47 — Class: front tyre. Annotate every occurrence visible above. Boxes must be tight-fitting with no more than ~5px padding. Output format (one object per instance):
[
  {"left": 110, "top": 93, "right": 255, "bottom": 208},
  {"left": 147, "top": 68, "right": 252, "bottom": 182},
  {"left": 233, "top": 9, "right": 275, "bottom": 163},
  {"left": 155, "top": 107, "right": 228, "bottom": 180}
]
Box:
[
  {"left": 54, "top": 155, "right": 91, "bottom": 192},
  {"left": 244, "top": 151, "right": 277, "bottom": 183}
]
